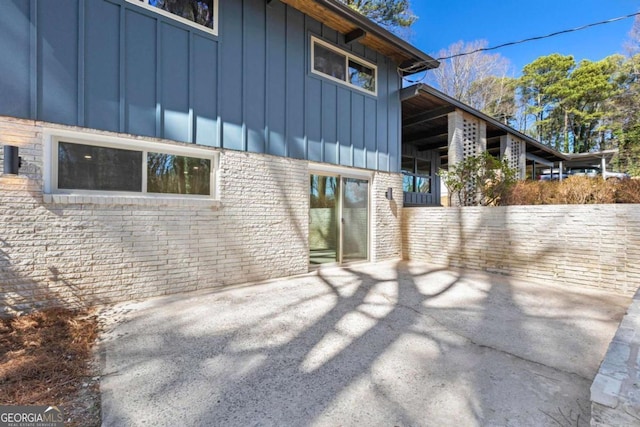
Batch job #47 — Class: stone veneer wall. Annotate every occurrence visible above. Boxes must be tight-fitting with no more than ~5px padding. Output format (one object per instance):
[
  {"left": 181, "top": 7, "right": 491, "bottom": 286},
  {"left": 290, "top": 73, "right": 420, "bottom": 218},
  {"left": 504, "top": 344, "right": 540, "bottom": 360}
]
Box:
[
  {"left": 0, "top": 116, "right": 403, "bottom": 313},
  {"left": 591, "top": 286, "right": 640, "bottom": 426},
  {"left": 402, "top": 205, "right": 640, "bottom": 296}
]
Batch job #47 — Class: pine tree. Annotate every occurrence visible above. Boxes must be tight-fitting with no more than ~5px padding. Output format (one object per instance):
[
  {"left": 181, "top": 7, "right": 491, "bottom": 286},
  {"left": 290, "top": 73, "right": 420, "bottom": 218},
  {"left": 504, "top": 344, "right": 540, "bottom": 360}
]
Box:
[{"left": 338, "top": 0, "right": 416, "bottom": 30}]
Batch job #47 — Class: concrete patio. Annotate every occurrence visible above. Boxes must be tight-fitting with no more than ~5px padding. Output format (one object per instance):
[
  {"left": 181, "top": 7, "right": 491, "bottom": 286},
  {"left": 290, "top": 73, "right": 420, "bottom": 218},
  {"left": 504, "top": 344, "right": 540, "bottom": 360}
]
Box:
[{"left": 99, "top": 261, "right": 630, "bottom": 426}]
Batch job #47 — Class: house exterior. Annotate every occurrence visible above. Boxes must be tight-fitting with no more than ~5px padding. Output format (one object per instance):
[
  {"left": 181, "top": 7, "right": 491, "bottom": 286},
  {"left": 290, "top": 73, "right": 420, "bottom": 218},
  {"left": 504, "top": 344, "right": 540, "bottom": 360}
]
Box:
[
  {"left": 399, "top": 84, "right": 567, "bottom": 206},
  {"left": 0, "top": 0, "right": 437, "bottom": 312}
]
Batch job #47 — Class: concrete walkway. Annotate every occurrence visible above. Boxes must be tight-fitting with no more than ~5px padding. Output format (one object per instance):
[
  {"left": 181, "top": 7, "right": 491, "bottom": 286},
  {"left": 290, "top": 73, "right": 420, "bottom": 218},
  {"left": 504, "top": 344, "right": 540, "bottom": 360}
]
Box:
[{"left": 99, "top": 261, "right": 630, "bottom": 426}]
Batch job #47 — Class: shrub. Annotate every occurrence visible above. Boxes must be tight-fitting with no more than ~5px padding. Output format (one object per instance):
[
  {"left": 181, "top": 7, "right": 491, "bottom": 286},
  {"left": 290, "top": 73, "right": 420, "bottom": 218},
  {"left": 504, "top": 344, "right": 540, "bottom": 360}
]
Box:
[
  {"left": 615, "top": 178, "right": 640, "bottom": 203},
  {"left": 439, "top": 152, "right": 517, "bottom": 206},
  {"left": 504, "top": 176, "right": 640, "bottom": 205}
]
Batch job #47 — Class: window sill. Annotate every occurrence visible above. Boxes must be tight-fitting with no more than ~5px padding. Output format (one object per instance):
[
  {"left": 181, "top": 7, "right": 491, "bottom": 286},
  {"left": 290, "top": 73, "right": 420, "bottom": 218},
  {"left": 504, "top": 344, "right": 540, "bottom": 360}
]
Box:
[{"left": 43, "top": 193, "right": 221, "bottom": 208}]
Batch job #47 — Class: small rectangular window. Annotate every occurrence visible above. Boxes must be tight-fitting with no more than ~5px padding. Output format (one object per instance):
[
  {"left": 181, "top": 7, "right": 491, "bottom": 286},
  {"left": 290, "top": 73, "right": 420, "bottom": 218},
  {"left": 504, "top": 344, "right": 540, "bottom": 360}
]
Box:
[
  {"left": 58, "top": 142, "right": 142, "bottom": 192},
  {"left": 401, "top": 156, "right": 415, "bottom": 173},
  {"left": 128, "top": 0, "right": 218, "bottom": 35},
  {"left": 314, "top": 44, "right": 346, "bottom": 81},
  {"left": 402, "top": 174, "right": 414, "bottom": 192},
  {"left": 147, "top": 153, "right": 211, "bottom": 195},
  {"left": 311, "top": 37, "right": 377, "bottom": 95},
  {"left": 416, "top": 176, "right": 431, "bottom": 193},
  {"left": 416, "top": 159, "right": 431, "bottom": 176},
  {"left": 348, "top": 60, "right": 375, "bottom": 92}
]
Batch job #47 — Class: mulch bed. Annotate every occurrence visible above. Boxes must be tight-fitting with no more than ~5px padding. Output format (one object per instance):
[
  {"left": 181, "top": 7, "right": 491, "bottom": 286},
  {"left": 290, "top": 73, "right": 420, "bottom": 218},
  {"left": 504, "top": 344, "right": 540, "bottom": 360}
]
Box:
[{"left": 0, "top": 308, "right": 101, "bottom": 426}]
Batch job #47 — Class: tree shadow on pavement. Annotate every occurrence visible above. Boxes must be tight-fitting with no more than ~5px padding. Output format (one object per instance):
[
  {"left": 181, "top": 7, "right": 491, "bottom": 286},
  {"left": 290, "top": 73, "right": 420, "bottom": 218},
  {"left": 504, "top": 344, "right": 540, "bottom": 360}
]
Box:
[{"left": 100, "top": 252, "right": 627, "bottom": 426}]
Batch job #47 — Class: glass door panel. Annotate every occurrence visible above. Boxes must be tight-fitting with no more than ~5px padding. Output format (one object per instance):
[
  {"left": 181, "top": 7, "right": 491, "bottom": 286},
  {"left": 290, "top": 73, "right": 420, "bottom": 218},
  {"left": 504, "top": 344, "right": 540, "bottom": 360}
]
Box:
[
  {"left": 309, "top": 175, "right": 339, "bottom": 265},
  {"left": 341, "top": 177, "right": 369, "bottom": 263}
]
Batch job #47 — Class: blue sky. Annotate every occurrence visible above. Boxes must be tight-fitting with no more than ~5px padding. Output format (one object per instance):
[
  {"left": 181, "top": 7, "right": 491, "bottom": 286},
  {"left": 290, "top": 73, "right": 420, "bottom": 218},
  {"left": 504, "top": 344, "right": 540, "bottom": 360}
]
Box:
[{"left": 409, "top": 0, "right": 640, "bottom": 75}]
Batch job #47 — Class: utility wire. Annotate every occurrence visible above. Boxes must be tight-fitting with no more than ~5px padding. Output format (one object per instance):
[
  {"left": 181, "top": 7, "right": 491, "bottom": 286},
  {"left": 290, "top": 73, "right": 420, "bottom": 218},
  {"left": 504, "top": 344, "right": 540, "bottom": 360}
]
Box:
[{"left": 399, "top": 11, "right": 640, "bottom": 80}]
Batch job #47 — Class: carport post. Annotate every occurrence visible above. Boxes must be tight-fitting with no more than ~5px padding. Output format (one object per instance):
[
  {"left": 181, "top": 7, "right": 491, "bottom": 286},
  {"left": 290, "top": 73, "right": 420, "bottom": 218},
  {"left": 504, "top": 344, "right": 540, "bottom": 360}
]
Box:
[
  {"left": 559, "top": 161, "right": 563, "bottom": 182},
  {"left": 532, "top": 162, "right": 536, "bottom": 180}
]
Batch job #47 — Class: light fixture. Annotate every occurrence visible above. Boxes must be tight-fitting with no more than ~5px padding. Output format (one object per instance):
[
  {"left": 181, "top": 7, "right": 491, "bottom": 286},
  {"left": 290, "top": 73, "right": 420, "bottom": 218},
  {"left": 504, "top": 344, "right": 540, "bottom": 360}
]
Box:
[
  {"left": 3, "top": 145, "right": 21, "bottom": 175},
  {"left": 385, "top": 187, "right": 393, "bottom": 200}
]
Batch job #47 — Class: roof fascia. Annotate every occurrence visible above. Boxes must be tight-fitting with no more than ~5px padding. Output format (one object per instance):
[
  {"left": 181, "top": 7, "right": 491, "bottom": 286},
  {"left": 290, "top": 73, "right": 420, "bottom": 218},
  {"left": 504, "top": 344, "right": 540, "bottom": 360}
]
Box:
[{"left": 312, "top": 0, "right": 439, "bottom": 73}]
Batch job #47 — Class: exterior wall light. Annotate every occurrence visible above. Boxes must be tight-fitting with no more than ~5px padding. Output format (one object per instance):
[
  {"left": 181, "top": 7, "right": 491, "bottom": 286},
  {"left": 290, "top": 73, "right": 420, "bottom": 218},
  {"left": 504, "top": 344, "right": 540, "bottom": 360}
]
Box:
[
  {"left": 385, "top": 187, "right": 393, "bottom": 200},
  {"left": 3, "top": 145, "right": 22, "bottom": 175}
]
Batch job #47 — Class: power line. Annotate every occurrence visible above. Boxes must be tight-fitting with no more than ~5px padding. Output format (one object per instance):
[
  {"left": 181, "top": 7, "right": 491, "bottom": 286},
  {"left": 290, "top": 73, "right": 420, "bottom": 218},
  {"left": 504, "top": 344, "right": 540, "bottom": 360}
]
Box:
[
  {"left": 437, "top": 12, "right": 640, "bottom": 61},
  {"left": 399, "top": 11, "right": 640, "bottom": 80}
]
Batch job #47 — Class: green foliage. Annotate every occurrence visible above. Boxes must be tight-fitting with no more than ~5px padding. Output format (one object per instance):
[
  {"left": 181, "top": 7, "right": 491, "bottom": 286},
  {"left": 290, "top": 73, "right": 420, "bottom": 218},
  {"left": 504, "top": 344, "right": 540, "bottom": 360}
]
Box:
[
  {"left": 517, "top": 53, "right": 632, "bottom": 155},
  {"left": 616, "top": 124, "right": 640, "bottom": 177},
  {"left": 610, "top": 54, "right": 640, "bottom": 175},
  {"left": 338, "top": 0, "right": 416, "bottom": 30},
  {"left": 439, "top": 152, "right": 517, "bottom": 207},
  {"left": 518, "top": 54, "right": 575, "bottom": 149}
]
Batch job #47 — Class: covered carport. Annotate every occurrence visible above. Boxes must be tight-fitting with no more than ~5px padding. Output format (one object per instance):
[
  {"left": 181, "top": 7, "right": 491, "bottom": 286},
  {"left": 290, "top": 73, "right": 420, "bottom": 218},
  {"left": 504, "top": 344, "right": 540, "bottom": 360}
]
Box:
[{"left": 400, "top": 84, "right": 567, "bottom": 206}]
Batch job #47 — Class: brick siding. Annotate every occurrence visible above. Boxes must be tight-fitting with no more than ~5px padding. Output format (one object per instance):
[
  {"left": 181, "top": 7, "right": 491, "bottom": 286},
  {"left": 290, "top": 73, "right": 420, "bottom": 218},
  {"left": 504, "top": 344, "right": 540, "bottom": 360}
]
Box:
[{"left": 0, "top": 117, "right": 402, "bottom": 313}]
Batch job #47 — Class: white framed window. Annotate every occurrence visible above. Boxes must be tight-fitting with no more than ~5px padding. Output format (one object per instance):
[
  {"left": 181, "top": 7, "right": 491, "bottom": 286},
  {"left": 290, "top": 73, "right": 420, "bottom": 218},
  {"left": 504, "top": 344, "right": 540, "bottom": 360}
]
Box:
[
  {"left": 126, "top": 0, "right": 218, "bottom": 36},
  {"left": 311, "top": 36, "right": 377, "bottom": 95},
  {"left": 402, "top": 155, "right": 432, "bottom": 194},
  {"left": 43, "top": 129, "right": 219, "bottom": 204}
]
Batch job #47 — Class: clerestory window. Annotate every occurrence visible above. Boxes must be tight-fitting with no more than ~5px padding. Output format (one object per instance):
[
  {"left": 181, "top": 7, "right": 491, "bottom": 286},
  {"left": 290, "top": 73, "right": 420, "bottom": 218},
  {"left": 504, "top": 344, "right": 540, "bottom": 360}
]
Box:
[
  {"left": 311, "top": 37, "right": 377, "bottom": 95},
  {"left": 127, "top": 0, "right": 218, "bottom": 35}
]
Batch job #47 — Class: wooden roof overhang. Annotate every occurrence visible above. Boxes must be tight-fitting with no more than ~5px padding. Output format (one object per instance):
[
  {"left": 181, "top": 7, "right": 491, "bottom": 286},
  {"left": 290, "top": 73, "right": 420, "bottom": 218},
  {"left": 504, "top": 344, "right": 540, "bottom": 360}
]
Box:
[
  {"left": 278, "top": 0, "right": 439, "bottom": 74},
  {"left": 401, "top": 84, "right": 568, "bottom": 166}
]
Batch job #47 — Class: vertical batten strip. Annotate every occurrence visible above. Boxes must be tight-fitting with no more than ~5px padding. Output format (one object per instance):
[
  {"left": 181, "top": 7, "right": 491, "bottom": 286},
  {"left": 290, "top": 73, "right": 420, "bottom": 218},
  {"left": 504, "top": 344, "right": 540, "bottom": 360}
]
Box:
[
  {"left": 77, "top": 0, "right": 85, "bottom": 127},
  {"left": 29, "top": 0, "right": 38, "bottom": 119},
  {"left": 119, "top": 4, "right": 126, "bottom": 132},
  {"left": 188, "top": 32, "right": 194, "bottom": 143},
  {"left": 155, "top": 19, "right": 162, "bottom": 138},
  {"left": 241, "top": 0, "right": 247, "bottom": 152},
  {"left": 264, "top": 0, "right": 270, "bottom": 154}
]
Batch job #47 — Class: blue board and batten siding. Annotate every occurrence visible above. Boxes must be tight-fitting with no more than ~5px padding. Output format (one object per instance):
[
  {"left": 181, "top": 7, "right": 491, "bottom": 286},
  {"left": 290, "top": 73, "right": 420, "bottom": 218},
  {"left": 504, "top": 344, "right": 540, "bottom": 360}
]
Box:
[{"left": 0, "top": 0, "right": 403, "bottom": 172}]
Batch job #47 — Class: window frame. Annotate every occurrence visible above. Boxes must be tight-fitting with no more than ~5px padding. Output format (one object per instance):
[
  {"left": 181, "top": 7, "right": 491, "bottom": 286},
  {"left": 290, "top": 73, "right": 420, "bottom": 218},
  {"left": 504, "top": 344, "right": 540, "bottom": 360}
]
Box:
[
  {"left": 310, "top": 36, "right": 378, "bottom": 96},
  {"left": 402, "top": 156, "right": 432, "bottom": 195},
  {"left": 126, "top": 0, "right": 219, "bottom": 36},
  {"left": 44, "top": 130, "right": 219, "bottom": 201}
]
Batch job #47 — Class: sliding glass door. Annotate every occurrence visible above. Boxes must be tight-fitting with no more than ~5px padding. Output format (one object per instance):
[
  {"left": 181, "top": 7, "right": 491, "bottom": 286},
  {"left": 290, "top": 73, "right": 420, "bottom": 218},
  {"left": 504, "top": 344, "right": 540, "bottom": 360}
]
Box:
[
  {"left": 341, "top": 177, "right": 369, "bottom": 262},
  {"left": 309, "top": 175, "right": 339, "bottom": 265},
  {"left": 309, "top": 174, "right": 369, "bottom": 266}
]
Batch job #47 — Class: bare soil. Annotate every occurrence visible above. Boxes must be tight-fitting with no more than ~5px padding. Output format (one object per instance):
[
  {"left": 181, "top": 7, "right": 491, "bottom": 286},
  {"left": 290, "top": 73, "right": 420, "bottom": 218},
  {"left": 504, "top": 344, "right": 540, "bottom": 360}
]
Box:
[{"left": 0, "top": 308, "right": 101, "bottom": 426}]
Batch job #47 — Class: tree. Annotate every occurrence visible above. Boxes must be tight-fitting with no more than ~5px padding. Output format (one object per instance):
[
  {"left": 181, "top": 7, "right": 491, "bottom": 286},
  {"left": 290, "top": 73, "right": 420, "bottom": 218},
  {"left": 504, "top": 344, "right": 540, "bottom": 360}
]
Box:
[
  {"left": 517, "top": 54, "right": 626, "bottom": 153},
  {"left": 624, "top": 15, "right": 640, "bottom": 56},
  {"left": 468, "top": 75, "right": 518, "bottom": 124},
  {"left": 427, "top": 40, "right": 512, "bottom": 107},
  {"left": 610, "top": 54, "right": 640, "bottom": 175},
  {"left": 518, "top": 54, "right": 575, "bottom": 149},
  {"left": 560, "top": 55, "right": 624, "bottom": 152},
  {"left": 338, "top": 0, "right": 416, "bottom": 30}
]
